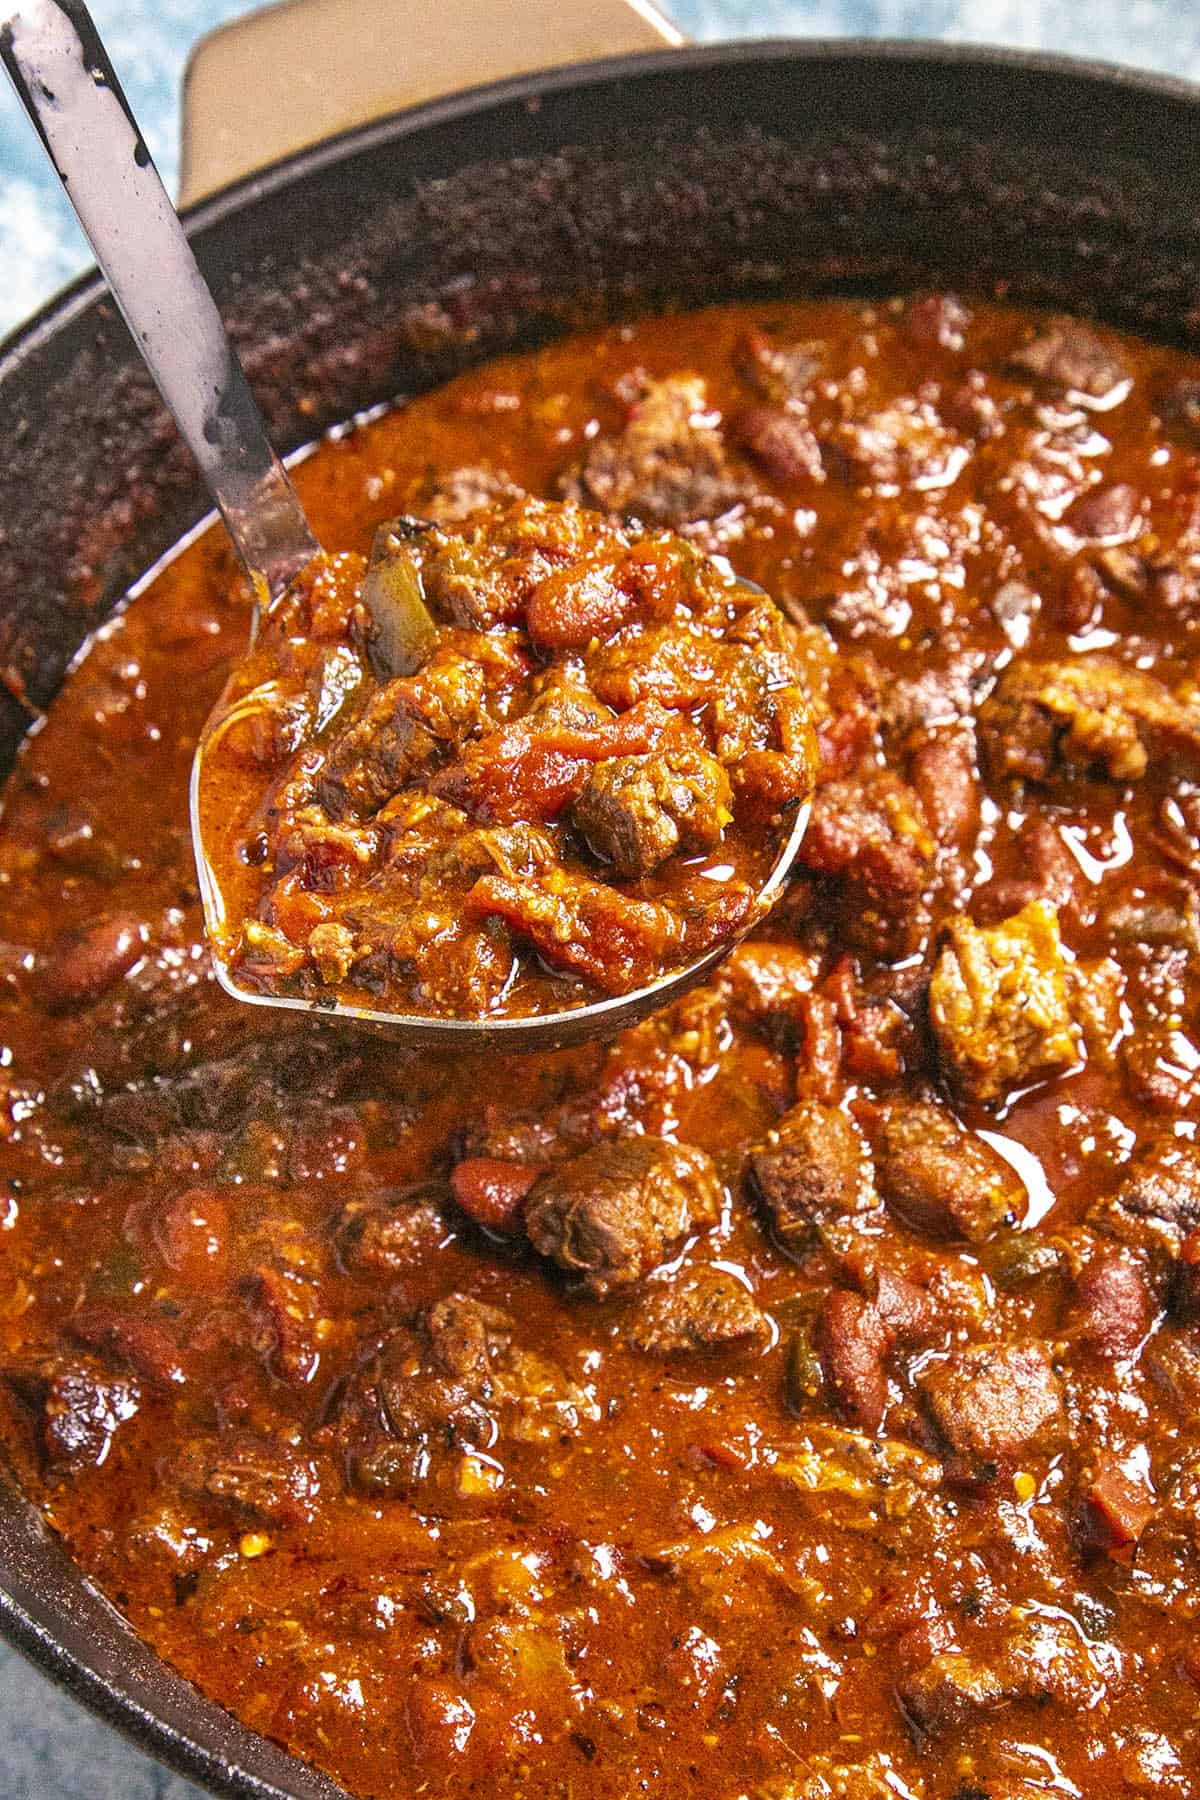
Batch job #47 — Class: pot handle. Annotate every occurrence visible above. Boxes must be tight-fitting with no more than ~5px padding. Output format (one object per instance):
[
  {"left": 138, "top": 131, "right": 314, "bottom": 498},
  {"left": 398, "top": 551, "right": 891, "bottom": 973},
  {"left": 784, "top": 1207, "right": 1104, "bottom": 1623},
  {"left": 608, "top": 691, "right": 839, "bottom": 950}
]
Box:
[{"left": 179, "top": 0, "right": 685, "bottom": 204}]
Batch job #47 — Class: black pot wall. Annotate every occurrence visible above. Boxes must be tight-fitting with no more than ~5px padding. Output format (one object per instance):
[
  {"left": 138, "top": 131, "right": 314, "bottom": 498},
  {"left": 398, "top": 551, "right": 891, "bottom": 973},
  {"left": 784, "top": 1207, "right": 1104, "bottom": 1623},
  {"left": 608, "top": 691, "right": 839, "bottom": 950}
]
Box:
[{"left": 2, "top": 38, "right": 1200, "bottom": 1798}]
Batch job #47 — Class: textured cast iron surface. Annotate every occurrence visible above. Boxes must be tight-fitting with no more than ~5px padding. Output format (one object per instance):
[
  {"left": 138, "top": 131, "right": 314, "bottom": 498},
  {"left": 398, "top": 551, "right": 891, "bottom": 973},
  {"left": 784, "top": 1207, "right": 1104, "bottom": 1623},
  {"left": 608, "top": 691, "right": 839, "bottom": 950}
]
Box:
[{"left": 2, "top": 37, "right": 1200, "bottom": 1799}]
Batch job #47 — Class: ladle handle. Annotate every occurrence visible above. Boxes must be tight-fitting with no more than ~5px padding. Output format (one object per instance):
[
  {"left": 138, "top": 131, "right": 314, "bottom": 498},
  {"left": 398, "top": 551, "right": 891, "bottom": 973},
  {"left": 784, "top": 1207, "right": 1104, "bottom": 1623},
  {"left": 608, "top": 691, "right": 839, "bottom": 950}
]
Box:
[{"left": 0, "top": 0, "right": 320, "bottom": 602}]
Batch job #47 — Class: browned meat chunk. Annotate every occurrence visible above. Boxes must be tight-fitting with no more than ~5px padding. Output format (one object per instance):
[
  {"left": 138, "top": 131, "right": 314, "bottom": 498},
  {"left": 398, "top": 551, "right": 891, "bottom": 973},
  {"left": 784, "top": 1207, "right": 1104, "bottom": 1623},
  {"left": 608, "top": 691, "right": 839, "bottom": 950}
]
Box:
[
  {"left": 338, "top": 1191, "right": 449, "bottom": 1274},
  {"left": 1147, "top": 1329, "right": 1200, "bottom": 1413},
  {"left": 1092, "top": 1135, "right": 1200, "bottom": 1258},
  {"left": 5, "top": 1357, "right": 138, "bottom": 1475},
  {"left": 334, "top": 1294, "right": 592, "bottom": 1498},
  {"left": 717, "top": 939, "right": 819, "bottom": 1026},
  {"left": 898, "top": 1651, "right": 1008, "bottom": 1738},
  {"left": 625, "top": 1269, "right": 769, "bottom": 1356},
  {"left": 979, "top": 656, "right": 1200, "bottom": 786},
  {"left": 558, "top": 374, "right": 744, "bottom": 525},
  {"left": 901, "top": 1614, "right": 1102, "bottom": 1740},
  {"left": 1008, "top": 319, "right": 1128, "bottom": 399},
  {"left": 1068, "top": 1246, "right": 1155, "bottom": 1356},
  {"left": 919, "top": 1342, "right": 1066, "bottom": 1480},
  {"left": 850, "top": 1257, "right": 940, "bottom": 1344},
  {"left": 879, "top": 654, "right": 985, "bottom": 744},
  {"left": 317, "top": 649, "right": 486, "bottom": 817},
  {"left": 412, "top": 464, "right": 522, "bottom": 522},
  {"left": 929, "top": 900, "right": 1081, "bottom": 1104},
  {"left": 1177, "top": 1232, "right": 1200, "bottom": 1324},
  {"left": 750, "top": 1101, "right": 878, "bottom": 1247},
  {"left": 243, "top": 1265, "right": 320, "bottom": 1388},
  {"left": 572, "top": 748, "right": 731, "bottom": 878},
  {"left": 175, "top": 1432, "right": 320, "bottom": 1527},
  {"left": 798, "top": 773, "right": 935, "bottom": 954},
  {"left": 786, "top": 1754, "right": 905, "bottom": 1799},
  {"left": 525, "top": 1138, "right": 722, "bottom": 1295},
  {"left": 878, "top": 1101, "right": 1026, "bottom": 1243},
  {"left": 823, "top": 400, "right": 966, "bottom": 489}
]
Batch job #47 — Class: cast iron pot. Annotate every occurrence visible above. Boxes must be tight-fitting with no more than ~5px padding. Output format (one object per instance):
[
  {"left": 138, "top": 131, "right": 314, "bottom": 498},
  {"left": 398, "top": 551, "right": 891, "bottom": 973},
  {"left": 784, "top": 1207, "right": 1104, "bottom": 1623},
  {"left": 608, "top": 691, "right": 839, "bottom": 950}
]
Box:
[{"left": 3, "top": 37, "right": 1200, "bottom": 1799}]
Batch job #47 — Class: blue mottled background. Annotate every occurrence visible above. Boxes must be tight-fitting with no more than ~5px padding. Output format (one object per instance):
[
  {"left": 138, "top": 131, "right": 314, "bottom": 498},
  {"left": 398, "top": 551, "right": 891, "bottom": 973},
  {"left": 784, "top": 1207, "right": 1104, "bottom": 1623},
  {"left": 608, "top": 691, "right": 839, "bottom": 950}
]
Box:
[
  {"left": 4, "top": 1, "right": 1200, "bottom": 337},
  {"left": 0, "top": 0, "right": 1197, "bottom": 1793}
]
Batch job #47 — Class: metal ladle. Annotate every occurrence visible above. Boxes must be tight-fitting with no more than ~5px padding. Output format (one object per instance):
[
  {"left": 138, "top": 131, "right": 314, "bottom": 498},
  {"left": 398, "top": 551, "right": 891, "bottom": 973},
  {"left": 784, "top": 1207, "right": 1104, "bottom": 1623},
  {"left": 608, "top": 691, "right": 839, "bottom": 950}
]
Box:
[{"left": 2, "top": 0, "right": 810, "bottom": 1051}]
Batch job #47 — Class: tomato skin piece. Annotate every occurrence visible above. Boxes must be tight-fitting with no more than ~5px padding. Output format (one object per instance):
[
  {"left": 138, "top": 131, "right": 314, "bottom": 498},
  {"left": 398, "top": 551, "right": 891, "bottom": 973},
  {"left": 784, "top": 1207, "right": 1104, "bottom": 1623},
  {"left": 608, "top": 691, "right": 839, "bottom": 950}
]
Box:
[{"left": 433, "top": 700, "right": 693, "bottom": 824}]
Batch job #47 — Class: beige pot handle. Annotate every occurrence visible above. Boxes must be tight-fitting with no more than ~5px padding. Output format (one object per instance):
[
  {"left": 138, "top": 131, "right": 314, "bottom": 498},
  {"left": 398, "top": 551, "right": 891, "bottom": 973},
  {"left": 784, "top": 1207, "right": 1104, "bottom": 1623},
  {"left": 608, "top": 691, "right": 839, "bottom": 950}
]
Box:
[{"left": 179, "top": 0, "right": 685, "bottom": 204}]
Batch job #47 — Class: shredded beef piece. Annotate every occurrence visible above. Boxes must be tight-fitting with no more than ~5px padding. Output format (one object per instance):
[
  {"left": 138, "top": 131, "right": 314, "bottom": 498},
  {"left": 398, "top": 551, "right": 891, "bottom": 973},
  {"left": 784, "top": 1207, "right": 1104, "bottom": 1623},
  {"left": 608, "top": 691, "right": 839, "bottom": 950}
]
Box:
[
  {"left": 918, "top": 1342, "right": 1066, "bottom": 1480},
  {"left": 525, "top": 1138, "right": 722, "bottom": 1295},
  {"left": 572, "top": 747, "right": 731, "bottom": 878},
  {"left": 980, "top": 656, "right": 1200, "bottom": 786},
  {"left": 878, "top": 1101, "right": 1025, "bottom": 1243},
  {"left": 625, "top": 1269, "right": 769, "bottom": 1356},
  {"left": 175, "top": 1432, "right": 320, "bottom": 1526},
  {"left": 929, "top": 900, "right": 1081, "bottom": 1104},
  {"left": 334, "top": 1294, "right": 591, "bottom": 1496},
  {"left": 1008, "top": 319, "right": 1128, "bottom": 398},
  {"left": 750, "top": 1101, "right": 878, "bottom": 1247},
  {"left": 558, "top": 374, "right": 744, "bottom": 525}
]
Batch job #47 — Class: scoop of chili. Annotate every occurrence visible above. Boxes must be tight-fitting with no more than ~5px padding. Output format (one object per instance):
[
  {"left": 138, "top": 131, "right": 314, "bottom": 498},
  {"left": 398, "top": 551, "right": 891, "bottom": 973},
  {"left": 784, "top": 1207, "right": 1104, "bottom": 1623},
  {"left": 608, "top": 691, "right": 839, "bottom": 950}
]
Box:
[{"left": 196, "top": 496, "right": 816, "bottom": 1020}]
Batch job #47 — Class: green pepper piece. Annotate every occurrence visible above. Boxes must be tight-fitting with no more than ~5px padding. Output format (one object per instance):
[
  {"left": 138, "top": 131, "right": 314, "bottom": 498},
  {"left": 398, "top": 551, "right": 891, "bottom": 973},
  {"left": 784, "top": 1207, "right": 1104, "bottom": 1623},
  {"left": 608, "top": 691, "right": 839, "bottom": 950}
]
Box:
[{"left": 360, "top": 520, "right": 438, "bottom": 680}]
